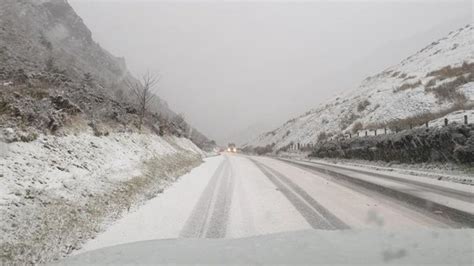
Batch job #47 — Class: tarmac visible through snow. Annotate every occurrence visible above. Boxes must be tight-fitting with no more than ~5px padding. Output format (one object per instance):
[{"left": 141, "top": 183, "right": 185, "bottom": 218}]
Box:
[{"left": 78, "top": 153, "right": 473, "bottom": 253}]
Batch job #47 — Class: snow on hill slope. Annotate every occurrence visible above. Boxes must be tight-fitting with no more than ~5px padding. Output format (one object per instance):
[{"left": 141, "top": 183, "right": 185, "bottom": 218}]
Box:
[
  {"left": 0, "top": 0, "right": 214, "bottom": 148},
  {"left": 0, "top": 0, "right": 129, "bottom": 88},
  {"left": 245, "top": 25, "right": 474, "bottom": 151}
]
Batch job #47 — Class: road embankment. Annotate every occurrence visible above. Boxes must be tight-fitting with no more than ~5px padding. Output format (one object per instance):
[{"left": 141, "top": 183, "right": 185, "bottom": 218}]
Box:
[
  {"left": 311, "top": 124, "right": 474, "bottom": 165},
  {"left": 0, "top": 132, "right": 204, "bottom": 264}
]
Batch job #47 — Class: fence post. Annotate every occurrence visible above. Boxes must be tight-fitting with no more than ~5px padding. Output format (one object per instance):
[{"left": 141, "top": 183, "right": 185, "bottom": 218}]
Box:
[
  {"left": 297, "top": 143, "right": 300, "bottom": 150},
  {"left": 384, "top": 128, "right": 387, "bottom": 135},
  {"left": 444, "top": 118, "right": 448, "bottom": 126},
  {"left": 374, "top": 129, "right": 377, "bottom": 136},
  {"left": 425, "top": 121, "right": 429, "bottom": 128},
  {"left": 349, "top": 133, "right": 352, "bottom": 139},
  {"left": 365, "top": 131, "right": 368, "bottom": 136},
  {"left": 357, "top": 132, "right": 360, "bottom": 137},
  {"left": 465, "top": 115, "right": 468, "bottom": 125}
]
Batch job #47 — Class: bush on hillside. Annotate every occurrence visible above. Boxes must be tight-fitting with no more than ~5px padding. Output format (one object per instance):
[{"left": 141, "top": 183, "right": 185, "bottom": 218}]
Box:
[{"left": 357, "top": 99, "right": 371, "bottom": 112}]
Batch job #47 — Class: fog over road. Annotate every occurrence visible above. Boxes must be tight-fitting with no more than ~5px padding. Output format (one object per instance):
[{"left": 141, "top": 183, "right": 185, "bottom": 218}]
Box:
[{"left": 80, "top": 154, "right": 473, "bottom": 252}]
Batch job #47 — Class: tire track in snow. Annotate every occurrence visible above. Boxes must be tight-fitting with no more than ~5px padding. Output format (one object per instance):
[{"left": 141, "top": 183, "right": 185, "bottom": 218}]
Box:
[
  {"left": 280, "top": 159, "right": 473, "bottom": 228},
  {"left": 250, "top": 158, "right": 349, "bottom": 230},
  {"left": 205, "top": 157, "right": 234, "bottom": 238},
  {"left": 180, "top": 156, "right": 234, "bottom": 238}
]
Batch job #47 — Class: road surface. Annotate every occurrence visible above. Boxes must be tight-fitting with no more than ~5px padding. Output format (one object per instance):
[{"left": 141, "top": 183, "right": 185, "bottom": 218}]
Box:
[{"left": 79, "top": 153, "right": 473, "bottom": 252}]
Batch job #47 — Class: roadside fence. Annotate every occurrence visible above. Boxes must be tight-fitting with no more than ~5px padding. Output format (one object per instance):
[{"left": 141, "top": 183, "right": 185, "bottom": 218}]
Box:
[{"left": 288, "top": 114, "right": 471, "bottom": 151}]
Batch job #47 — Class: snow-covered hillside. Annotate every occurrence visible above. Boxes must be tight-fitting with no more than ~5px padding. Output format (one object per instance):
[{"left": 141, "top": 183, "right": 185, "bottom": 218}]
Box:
[
  {"left": 0, "top": 0, "right": 214, "bottom": 148},
  {"left": 245, "top": 25, "right": 473, "bottom": 150}
]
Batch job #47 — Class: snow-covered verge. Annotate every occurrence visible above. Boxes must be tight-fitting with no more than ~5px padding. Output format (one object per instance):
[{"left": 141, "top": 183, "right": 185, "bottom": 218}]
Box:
[
  {"left": 0, "top": 132, "right": 204, "bottom": 264},
  {"left": 76, "top": 156, "right": 224, "bottom": 253},
  {"left": 245, "top": 24, "right": 473, "bottom": 151},
  {"left": 276, "top": 152, "right": 474, "bottom": 185}
]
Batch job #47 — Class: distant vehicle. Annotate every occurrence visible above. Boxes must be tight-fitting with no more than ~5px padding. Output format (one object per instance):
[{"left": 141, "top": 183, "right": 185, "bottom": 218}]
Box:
[{"left": 227, "top": 143, "right": 237, "bottom": 153}]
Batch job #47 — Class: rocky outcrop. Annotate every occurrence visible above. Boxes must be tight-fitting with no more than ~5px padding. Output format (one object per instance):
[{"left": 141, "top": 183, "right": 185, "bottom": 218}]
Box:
[{"left": 310, "top": 123, "right": 474, "bottom": 165}]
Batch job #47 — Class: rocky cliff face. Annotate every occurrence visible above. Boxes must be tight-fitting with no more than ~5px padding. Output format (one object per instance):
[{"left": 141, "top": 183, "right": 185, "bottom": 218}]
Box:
[{"left": 245, "top": 24, "right": 473, "bottom": 151}]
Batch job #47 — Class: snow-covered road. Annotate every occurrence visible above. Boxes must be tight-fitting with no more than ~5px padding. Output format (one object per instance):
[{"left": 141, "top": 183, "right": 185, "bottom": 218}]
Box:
[{"left": 79, "top": 154, "right": 473, "bottom": 252}]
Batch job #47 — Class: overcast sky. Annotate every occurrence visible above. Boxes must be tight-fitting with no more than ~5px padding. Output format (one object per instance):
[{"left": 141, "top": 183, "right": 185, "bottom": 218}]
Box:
[{"left": 69, "top": 0, "right": 471, "bottom": 145}]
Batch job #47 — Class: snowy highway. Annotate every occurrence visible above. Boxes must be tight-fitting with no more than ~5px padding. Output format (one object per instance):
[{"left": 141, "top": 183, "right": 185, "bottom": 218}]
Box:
[{"left": 80, "top": 153, "right": 473, "bottom": 252}]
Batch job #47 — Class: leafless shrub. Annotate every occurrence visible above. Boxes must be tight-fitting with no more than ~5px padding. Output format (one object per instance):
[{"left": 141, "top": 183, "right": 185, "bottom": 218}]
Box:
[
  {"left": 425, "top": 78, "right": 437, "bottom": 88},
  {"left": 402, "top": 75, "right": 416, "bottom": 81},
  {"left": 352, "top": 121, "right": 363, "bottom": 134},
  {"left": 334, "top": 132, "right": 345, "bottom": 141},
  {"left": 10, "top": 83, "right": 50, "bottom": 100},
  {"left": 125, "top": 71, "right": 160, "bottom": 131},
  {"left": 425, "top": 74, "right": 472, "bottom": 103},
  {"left": 155, "top": 113, "right": 171, "bottom": 136},
  {"left": 265, "top": 130, "right": 276, "bottom": 136},
  {"left": 425, "top": 62, "right": 474, "bottom": 92},
  {"left": 0, "top": 101, "right": 9, "bottom": 114},
  {"left": 379, "top": 101, "right": 473, "bottom": 131},
  {"left": 44, "top": 56, "right": 66, "bottom": 75},
  {"left": 82, "top": 72, "right": 94, "bottom": 88},
  {"left": 39, "top": 32, "right": 53, "bottom": 51},
  {"left": 113, "top": 88, "right": 125, "bottom": 102},
  {"left": 171, "top": 113, "right": 189, "bottom": 136},
  {"left": 339, "top": 112, "right": 360, "bottom": 130},
  {"left": 393, "top": 80, "right": 422, "bottom": 92},
  {"left": 317, "top": 131, "right": 328, "bottom": 142},
  {"left": 254, "top": 143, "right": 275, "bottom": 155},
  {"left": 364, "top": 121, "right": 383, "bottom": 130},
  {"left": 426, "top": 61, "right": 474, "bottom": 78},
  {"left": 281, "top": 143, "right": 294, "bottom": 152},
  {"left": 357, "top": 99, "right": 371, "bottom": 112}
]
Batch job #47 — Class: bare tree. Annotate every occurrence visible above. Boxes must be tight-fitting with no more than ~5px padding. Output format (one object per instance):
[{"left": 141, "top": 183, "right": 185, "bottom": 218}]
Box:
[
  {"left": 171, "top": 113, "right": 189, "bottom": 136},
  {"left": 126, "top": 71, "right": 160, "bottom": 130}
]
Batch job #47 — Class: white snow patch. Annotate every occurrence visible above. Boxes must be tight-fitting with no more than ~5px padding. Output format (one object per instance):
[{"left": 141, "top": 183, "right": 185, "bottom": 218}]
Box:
[{"left": 0, "top": 132, "right": 204, "bottom": 209}]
